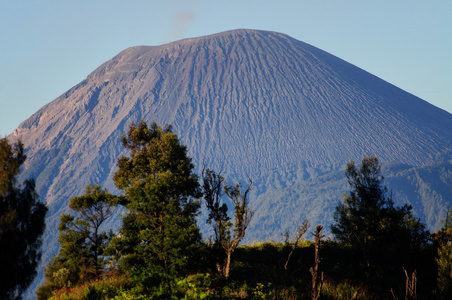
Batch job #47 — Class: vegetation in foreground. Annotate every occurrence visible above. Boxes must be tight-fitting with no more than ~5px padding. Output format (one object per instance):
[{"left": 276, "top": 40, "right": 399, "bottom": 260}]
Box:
[
  {"left": 4, "top": 120, "right": 449, "bottom": 299},
  {"left": 0, "top": 137, "right": 47, "bottom": 300}
]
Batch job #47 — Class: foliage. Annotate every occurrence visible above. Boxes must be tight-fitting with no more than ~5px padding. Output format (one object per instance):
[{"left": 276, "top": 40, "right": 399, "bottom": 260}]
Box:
[
  {"left": 437, "top": 243, "right": 452, "bottom": 298},
  {"left": 111, "top": 120, "right": 202, "bottom": 295},
  {"left": 63, "top": 184, "right": 118, "bottom": 278},
  {"left": 202, "top": 169, "right": 230, "bottom": 247},
  {"left": 224, "top": 179, "right": 254, "bottom": 252},
  {"left": 249, "top": 282, "right": 274, "bottom": 299},
  {"left": 436, "top": 204, "right": 452, "bottom": 298},
  {"left": 175, "top": 273, "right": 217, "bottom": 299},
  {"left": 0, "top": 138, "right": 47, "bottom": 300},
  {"left": 113, "top": 292, "right": 149, "bottom": 300},
  {"left": 40, "top": 275, "right": 132, "bottom": 300},
  {"left": 37, "top": 185, "right": 118, "bottom": 299},
  {"left": 321, "top": 281, "right": 371, "bottom": 300},
  {"left": 42, "top": 236, "right": 440, "bottom": 299},
  {"left": 331, "top": 155, "right": 431, "bottom": 293},
  {"left": 34, "top": 121, "right": 445, "bottom": 299}
]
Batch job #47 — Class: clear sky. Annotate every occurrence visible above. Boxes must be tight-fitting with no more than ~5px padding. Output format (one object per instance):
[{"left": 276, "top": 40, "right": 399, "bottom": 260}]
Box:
[{"left": 1, "top": 0, "right": 451, "bottom": 135}]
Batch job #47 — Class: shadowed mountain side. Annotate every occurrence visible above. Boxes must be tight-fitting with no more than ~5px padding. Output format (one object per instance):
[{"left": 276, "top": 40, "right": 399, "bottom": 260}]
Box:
[
  {"left": 248, "top": 157, "right": 452, "bottom": 243},
  {"left": 10, "top": 29, "right": 452, "bottom": 298}
]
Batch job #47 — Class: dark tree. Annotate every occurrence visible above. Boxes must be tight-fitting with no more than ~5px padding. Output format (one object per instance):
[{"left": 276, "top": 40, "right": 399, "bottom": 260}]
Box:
[
  {"left": 202, "top": 169, "right": 230, "bottom": 274},
  {"left": 436, "top": 205, "right": 452, "bottom": 298},
  {"left": 0, "top": 138, "right": 47, "bottom": 300},
  {"left": 111, "top": 120, "right": 201, "bottom": 295},
  {"left": 331, "top": 155, "right": 391, "bottom": 270},
  {"left": 202, "top": 169, "right": 253, "bottom": 279},
  {"left": 331, "top": 155, "right": 430, "bottom": 293}
]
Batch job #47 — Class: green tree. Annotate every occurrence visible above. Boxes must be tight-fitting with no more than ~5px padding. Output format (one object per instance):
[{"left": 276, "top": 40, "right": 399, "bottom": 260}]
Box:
[
  {"left": 436, "top": 205, "right": 452, "bottom": 298},
  {"left": 0, "top": 138, "right": 47, "bottom": 300},
  {"left": 111, "top": 120, "right": 201, "bottom": 296},
  {"left": 331, "top": 155, "right": 430, "bottom": 292},
  {"left": 37, "top": 184, "right": 118, "bottom": 299}
]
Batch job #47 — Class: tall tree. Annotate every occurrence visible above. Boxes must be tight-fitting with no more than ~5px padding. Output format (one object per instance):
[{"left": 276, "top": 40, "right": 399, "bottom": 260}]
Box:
[
  {"left": 202, "top": 169, "right": 230, "bottom": 274},
  {"left": 331, "top": 155, "right": 391, "bottom": 270},
  {"left": 222, "top": 180, "right": 254, "bottom": 279},
  {"left": 436, "top": 205, "right": 452, "bottom": 298},
  {"left": 0, "top": 138, "right": 47, "bottom": 300},
  {"left": 202, "top": 169, "right": 254, "bottom": 279},
  {"left": 331, "top": 155, "right": 430, "bottom": 292},
  {"left": 111, "top": 120, "right": 201, "bottom": 295},
  {"left": 37, "top": 185, "right": 118, "bottom": 299}
]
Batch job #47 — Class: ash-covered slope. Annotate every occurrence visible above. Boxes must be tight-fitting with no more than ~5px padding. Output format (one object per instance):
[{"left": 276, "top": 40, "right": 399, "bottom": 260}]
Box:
[
  {"left": 12, "top": 29, "right": 452, "bottom": 297},
  {"left": 16, "top": 30, "right": 452, "bottom": 204}
]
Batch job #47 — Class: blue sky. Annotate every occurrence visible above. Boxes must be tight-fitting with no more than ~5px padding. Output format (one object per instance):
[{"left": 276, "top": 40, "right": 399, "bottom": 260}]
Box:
[{"left": 1, "top": 0, "right": 451, "bottom": 135}]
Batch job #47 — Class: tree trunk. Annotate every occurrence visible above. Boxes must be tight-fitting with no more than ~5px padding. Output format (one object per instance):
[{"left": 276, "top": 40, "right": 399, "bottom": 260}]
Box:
[
  {"left": 310, "top": 225, "right": 324, "bottom": 300},
  {"left": 224, "top": 250, "right": 232, "bottom": 279}
]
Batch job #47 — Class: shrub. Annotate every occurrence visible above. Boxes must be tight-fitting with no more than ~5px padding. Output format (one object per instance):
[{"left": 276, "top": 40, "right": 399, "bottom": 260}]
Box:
[{"left": 321, "top": 281, "right": 372, "bottom": 300}]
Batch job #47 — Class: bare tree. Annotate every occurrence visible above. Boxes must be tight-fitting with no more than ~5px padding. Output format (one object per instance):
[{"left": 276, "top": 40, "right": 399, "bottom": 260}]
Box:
[
  {"left": 202, "top": 169, "right": 254, "bottom": 279},
  {"left": 222, "top": 179, "right": 254, "bottom": 279},
  {"left": 283, "top": 219, "right": 309, "bottom": 270},
  {"left": 202, "top": 169, "right": 229, "bottom": 273}
]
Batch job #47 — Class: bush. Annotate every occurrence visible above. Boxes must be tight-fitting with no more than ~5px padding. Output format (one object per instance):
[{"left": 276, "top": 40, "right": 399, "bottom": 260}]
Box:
[
  {"left": 47, "top": 275, "right": 132, "bottom": 300},
  {"left": 321, "top": 281, "right": 372, "bottom": 300},
  {"left": 176, "top": 273, "right": 217, "bottom": 299}
]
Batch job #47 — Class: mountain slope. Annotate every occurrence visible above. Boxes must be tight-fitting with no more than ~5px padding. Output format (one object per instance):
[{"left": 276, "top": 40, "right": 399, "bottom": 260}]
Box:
[
  {"left": 249, "top": 157, "right": 452, "bottom": 242},
  {"left": 11, "top": 29, "right": 452, "bottom": 298},
  {"left": 16, "top": 30, "right": 452, "bottom": 200}
]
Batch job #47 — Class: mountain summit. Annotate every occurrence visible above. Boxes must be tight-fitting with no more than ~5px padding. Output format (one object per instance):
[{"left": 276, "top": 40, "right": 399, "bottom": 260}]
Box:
[{"left": 12, "top": 29, "right": 452, "bottom": 296}]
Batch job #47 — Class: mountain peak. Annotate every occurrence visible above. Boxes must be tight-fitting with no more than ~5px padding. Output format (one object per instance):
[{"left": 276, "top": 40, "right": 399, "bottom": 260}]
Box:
[{"left": 17, "top": 29, "right": 452, "bottom": 185}]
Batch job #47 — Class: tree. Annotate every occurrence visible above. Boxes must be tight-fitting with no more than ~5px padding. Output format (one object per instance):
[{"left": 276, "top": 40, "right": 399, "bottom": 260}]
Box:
[
  {"left": 60, "top": 184, "right": 118, "bottom": 279},
  {"left": 310, "top": 225, "right": 324, "bottom": 300},
  {"left": 37, "top": 185, "right": 118, "bottom": 299},
  {"left": 202, "top": 168, "right": 254, "bottom": 279},
  {"left": 331, "top": 155, "right": 430, "bottom": 291},
  {"left": 282, "top": 219, "right": 309, "bottom": 270},
  {"left": 436, "top": 204, "right": 452, "bottom": 298},
  {"left": 111, "top": 120, "right": 201, "bottom": 295},
  {"left": 0, "top": 137, "right": 47, "bottom": 300},
  {"left": 202, "top": 169, "right": 230, "bottom": 273}
]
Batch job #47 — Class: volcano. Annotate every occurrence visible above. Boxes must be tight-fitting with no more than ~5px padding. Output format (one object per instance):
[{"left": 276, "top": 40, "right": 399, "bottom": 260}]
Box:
[{"left": 11, "top": 29, "right": 452, "bottom": 297}]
